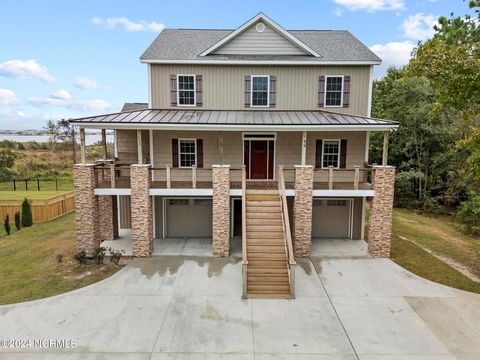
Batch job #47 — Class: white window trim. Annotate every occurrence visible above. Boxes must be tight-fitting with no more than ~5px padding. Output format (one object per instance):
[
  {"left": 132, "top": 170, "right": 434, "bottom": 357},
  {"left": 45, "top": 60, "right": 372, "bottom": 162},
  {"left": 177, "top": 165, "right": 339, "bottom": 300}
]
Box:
[
  {"left": 176, "top": 74, "right": 196, "bottom": 107},
  {"left": 250, "top": 75, "right": 270, "bottom": 108},
  {"left": 321, "top": 139, "right": 341, "bottom": 169},
  {"left": 178, "top": 138, "right": 197, "bottom": 168},
  {"left": 324, "top": 75, "right": 344, "bottom": 108}
]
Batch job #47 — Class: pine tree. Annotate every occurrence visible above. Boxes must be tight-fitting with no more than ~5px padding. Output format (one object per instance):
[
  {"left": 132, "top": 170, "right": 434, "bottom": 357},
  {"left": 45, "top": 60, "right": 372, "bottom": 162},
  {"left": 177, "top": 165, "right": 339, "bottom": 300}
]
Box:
[{"left": 21, "top": 198, "right": 33, "bottom": 227}]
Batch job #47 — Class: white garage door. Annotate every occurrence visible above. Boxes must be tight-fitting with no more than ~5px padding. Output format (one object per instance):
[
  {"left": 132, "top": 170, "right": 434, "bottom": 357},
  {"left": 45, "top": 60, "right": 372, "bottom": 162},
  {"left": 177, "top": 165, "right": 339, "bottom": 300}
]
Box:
[
  {"left": 312, "top": 199, "right": 352, "bottom": 239},
  {"left": 165, "top": 198, "right": 212, "bottom": 237}
]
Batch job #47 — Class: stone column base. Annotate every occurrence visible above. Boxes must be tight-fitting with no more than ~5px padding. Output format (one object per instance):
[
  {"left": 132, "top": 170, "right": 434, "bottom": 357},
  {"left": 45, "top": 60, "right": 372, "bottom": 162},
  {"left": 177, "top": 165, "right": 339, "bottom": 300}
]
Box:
[
  {"left": 293, "top": 165, "right": 314, "bottom": 257},
  {"left": 98, "top": 195, "right": 119, "bottom": 241},
  {"left": 367, "top": 166, "right": 395, "bottom": 257},
  {"left": 212, "top": 165, "right": 230, "bottom": 257}
]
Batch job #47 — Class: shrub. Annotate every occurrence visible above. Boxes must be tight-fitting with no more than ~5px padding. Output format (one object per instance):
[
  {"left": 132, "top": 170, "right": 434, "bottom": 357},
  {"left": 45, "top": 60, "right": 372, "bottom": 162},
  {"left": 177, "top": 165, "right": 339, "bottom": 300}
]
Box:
[
  {"left": 56, "top": 254, "right": 64, "bottom": 263},
  {"left": 4, "top": 214, "right": 10, "bottom": 236},
  {"left": 94, "top": 247, "right": 106, "bottom": 265},
  {"left": 74, "top": 250, "right": 87, "bottom": 264},
  {"left": 14, "top": 211, "right": 21, "bottom": 230},
  {"left": 457, "top": 191, "right": 480, "bottom": 235},
  {"left": 21, "top": 198, "right": 33, "bottom": 227},
  {"left": 108, "top": 247, "right": 125, "bottom": 265}
]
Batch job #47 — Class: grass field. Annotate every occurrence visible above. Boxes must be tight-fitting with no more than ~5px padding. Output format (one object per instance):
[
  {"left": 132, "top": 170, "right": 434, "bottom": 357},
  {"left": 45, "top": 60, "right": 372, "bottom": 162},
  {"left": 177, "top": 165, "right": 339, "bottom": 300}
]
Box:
[
  {"left": 0, "top": 213, "right": 122, "bottom": 305},
  {"left": 390, "top": 209, "right": 480, "bottom": 294},
  {"left": 0, "top": 190, "right": 70, "bottom": 201}
]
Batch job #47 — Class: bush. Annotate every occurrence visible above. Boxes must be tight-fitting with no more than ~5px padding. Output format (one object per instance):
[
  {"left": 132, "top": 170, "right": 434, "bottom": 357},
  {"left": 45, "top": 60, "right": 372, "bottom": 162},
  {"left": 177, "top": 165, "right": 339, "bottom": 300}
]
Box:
[
  {"left": 4, "top": 214, "right": 10, "bottom": 236},
  {"left": 21, "top": 198, "right": 33, "bottom": 227},
  {"left": 14, "top": 211, "right": 21, "bottom": 230},
  {"left": 457, "top": 192, "right": 480, "bottom": 235},
  {"left": 74, "top": 250, "right": 87, "bottom": 264}
]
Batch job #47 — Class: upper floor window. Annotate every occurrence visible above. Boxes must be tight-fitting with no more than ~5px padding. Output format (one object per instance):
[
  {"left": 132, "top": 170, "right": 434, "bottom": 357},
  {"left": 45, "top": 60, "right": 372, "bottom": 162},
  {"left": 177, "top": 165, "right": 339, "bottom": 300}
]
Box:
[
  {"left": 179, "top": 139, "right": 196, "bottom": 167},
  {"left": 251, "top": 75, "right": 269, "bottom": 107},
  {"left": 322, "top": 139, "right": 340, "bottom": 168},
  {"left": 177, "top": 75, "right": 196, "bottom": 106},
  {"left": 325, "top": 76, "right": 343, "bottom": 107}
]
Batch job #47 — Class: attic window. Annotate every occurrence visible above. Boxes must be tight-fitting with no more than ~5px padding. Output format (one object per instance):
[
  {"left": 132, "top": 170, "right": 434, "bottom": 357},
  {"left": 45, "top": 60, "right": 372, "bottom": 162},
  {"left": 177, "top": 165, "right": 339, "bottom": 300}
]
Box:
[{"left": 256, "top": 22, "right": 266, "bottom": 33}]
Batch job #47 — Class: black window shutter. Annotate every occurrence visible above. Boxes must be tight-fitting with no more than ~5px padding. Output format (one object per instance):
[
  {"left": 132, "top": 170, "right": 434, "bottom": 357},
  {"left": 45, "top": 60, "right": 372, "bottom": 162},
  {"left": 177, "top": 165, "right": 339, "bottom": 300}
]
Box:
[
  {"left": 170, "top": 75, "right": 177, "bottom": 106},
  {"left": 318, "top": 76, "right": 325, "bottom": 108},
  {"left": 340, "top": 140, "right": 347, "bottom": 168},
  {"left": 244, "top": 75, "right": 251, "bottom": 108},
  {"left": 195, "top": 75, "right": 203, "bottom": 107},
  {"left": 196, "top": 139, "right": 203, "bottom": 168},
  {"left": 172, "top": 138, "right": 179, "bottom": 167},
  {"left": 269, "top": 75, "right": 276, "bottom": 108},
  {"left": 315, "top": 139, "right": 322, "bottom": 168},
  {"left": 343, "top": 76, "right": 350, "bottom": 108}
]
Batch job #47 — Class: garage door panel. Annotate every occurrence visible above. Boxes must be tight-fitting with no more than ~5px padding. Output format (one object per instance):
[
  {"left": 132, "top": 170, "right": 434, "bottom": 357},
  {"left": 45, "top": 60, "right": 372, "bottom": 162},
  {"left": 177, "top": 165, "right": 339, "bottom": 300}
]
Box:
[
  {"left": 166, "top": 198, "right": 212, "bottom": 237},
  {"left": 312, "top": 199, "right": 351, "bottom": 239}
]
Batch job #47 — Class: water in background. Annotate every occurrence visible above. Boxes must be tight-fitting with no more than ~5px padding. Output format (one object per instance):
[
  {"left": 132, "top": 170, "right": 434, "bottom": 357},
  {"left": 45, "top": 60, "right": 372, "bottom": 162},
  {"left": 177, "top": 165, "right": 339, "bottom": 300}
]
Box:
[{"left": 0, "top": 134, "right": 114, "bottom": 146}]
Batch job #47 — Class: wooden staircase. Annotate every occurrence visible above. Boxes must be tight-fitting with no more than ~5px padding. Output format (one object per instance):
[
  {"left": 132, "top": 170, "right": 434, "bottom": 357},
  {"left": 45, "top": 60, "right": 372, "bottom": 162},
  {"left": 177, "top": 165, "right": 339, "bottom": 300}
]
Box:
[{"left": 245, "top": 191, "right": 291, "bottom": 298}]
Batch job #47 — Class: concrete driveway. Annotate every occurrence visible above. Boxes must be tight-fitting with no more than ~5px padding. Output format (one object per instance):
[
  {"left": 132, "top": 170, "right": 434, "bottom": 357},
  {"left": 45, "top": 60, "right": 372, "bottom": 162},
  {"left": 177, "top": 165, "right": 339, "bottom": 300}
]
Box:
[{"left": 0, "top": 240, "right": 479, "bottom": 360}]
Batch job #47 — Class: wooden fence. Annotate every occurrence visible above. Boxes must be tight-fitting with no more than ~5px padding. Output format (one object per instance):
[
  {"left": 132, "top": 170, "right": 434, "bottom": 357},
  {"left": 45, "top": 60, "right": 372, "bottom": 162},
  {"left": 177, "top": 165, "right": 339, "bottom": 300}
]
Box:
[{"left": 0, "top": 192, "right": 75, "bottom": 223}]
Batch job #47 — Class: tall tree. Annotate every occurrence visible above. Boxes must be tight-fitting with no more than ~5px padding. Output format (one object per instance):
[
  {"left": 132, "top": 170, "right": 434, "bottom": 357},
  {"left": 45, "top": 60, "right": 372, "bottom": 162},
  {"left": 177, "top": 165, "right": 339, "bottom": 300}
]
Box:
[{"left": 43, "top": 120, "right": 61, "bottom": 168}]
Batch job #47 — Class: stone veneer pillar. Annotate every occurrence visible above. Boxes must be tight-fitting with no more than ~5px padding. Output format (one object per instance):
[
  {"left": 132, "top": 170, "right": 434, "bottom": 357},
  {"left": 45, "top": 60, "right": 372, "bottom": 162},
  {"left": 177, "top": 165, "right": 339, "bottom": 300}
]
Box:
[
  {"left": 98, "top": 195, "right": 119, "bottom": 241},
  {"left": 367, "top": 166, "right": 395, "bottom": 257},
  {"left": 73, "top": 164, "right": 100, "bottom": 257},
  {"left": 212, "top": 165, "right": 230, "bottom": 257},
  {"left": 130, "top": 164, "right": 153, "bottom": 257},
  {"left": 293, "top": 165, "right": 314, "bottom": 257}
]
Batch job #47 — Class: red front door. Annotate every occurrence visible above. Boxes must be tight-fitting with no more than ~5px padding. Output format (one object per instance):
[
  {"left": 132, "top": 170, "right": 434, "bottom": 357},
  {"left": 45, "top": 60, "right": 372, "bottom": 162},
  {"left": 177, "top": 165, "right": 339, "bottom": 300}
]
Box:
[{"left": 244, "top": 140, "right": 274, "bottom": 179}]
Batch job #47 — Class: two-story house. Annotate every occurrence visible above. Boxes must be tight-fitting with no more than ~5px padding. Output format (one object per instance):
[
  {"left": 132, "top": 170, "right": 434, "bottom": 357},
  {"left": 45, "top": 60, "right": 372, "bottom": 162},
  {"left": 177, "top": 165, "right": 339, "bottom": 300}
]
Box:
[{"left": 70, "top": 13, "right": 398, "bottom": 298}]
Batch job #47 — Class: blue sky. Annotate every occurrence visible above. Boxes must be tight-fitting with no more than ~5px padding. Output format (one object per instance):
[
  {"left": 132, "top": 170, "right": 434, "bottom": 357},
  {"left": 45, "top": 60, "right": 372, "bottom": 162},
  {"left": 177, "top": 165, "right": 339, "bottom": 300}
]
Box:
[{"left": 0, "top": 0, "right": 471, "bottom": 129}]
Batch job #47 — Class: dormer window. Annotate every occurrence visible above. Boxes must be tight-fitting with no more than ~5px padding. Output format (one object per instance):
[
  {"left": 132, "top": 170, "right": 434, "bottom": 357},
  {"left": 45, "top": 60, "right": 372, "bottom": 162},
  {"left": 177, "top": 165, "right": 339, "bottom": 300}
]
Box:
[
  {"left": 251, "top": 75, "right": 270, "bottom": 107},
  {"left": 177, "top": 75, "right": 196, "bottom": 106}
]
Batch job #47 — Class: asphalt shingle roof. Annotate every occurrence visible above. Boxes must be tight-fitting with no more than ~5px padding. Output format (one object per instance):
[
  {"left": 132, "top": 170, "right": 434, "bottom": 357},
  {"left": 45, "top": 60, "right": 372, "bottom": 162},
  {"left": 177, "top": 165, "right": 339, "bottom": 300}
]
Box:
[
  {"left": 140, "top": 29, "right": 381, "bottom": 63},
  {"left": 121, "top": 103, "right": 149, "bottom": 112}
]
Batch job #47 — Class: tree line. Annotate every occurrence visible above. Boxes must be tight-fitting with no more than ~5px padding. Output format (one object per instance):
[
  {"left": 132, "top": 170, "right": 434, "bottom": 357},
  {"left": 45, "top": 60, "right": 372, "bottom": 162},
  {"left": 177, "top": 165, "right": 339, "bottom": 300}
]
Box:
[{"left": 370, "top": 0, "right": 480, "bottom": 234}]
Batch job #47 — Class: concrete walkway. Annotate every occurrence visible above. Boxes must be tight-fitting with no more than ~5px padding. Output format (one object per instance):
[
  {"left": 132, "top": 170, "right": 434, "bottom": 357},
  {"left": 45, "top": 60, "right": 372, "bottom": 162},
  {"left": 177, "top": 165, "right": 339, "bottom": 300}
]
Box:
[{"left": 0, "top": 240, "right": 479, "bottom": 359}]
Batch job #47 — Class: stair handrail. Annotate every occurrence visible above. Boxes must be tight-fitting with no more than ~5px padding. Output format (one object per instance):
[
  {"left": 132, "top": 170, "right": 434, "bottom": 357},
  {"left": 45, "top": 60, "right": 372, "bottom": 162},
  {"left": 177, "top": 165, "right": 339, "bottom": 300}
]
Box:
[
  {"left": 241, "top": 165, "right": 248, "bottom": 298},
  {"left": 278, "top": 166, "right": 296, "bottom": 298}
]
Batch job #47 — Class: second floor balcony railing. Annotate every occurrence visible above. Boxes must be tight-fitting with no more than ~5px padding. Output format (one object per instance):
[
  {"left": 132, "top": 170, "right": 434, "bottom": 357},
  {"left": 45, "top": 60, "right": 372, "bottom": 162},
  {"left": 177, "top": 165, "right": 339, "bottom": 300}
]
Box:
[{"left": 93, "top": 162, "right": 375, "bottom": 191}]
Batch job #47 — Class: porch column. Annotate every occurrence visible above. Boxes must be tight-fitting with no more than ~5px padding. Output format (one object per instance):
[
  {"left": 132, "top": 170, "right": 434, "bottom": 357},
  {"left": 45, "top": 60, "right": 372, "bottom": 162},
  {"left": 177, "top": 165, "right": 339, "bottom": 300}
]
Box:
[
  {"left": 137, "top": 130, "right": 143, "bottom": 164},
  {"left": 367, "top": 166, "right": 395, "bottom": 257},
  {"left": 301, "top": 131, "right": 307, "bottom": 166},
  {"left": 80, "top": 128, "right": 86, "bottom": 164},
  {"left": 382, "top": 131, "right": 389, "bottom": 166},
  {"left": 73, "top": 164, "right": 99, "bottom": 256},
  {"left": 293, "top": 165, "right": 314, "bottom": 257},
  {"left": 130, "top": 164, "right": 153, "bottom": 257},
  {"left": 101, "top": 128, "right": 107, "bottom": 160},
  {"left": 212, "top": 165, "right": 230, "bottom": 257},
  {"left": 219, "top": 132, "right": 224, "bottom": 165},
  {"left": 98, "top": 195, "right": 119, "bottom": 241},
  {"left": 149, "top": 129, "right": 155, "bottom": 180}
]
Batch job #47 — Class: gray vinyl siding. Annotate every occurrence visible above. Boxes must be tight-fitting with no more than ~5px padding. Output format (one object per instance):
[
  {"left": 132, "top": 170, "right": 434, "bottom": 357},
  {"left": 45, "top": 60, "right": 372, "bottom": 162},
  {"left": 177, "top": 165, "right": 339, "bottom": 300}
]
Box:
[
  {"left": 150, "top": 64, "right": 371, "bottom": 116},
  {"left": 214, "top": 22, "right": 306, "bottom": 55}
]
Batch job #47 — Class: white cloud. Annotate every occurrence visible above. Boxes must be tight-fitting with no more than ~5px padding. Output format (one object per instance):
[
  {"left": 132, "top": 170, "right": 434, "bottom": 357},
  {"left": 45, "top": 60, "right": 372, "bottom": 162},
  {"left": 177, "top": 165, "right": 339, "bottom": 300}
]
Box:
[
  {"left": 0, "top": 109, "right": 24, "bottom": 120},
  {"left": 69, "top": 99, "right": 113, "bottom": 112},
  {"left": 369, "top": 41, "right": 415, "bottom": 76},
  {"left": 91, "top": 16, "right": 165, "bottom": 32},
  {"left": 29, "top": 93, "right": 113, "bottom": 112},
  {"left": 401, "top": 13, "right": 437, "bottom": 40},
  {"left": 0, "top": 59, "right": 55, "bottom": 82},
  {"left": 333, "top": 8, "right": 343, "bottom": 16},
  {"left": 333, "top": 0, "right": 404, "bottom": 12},
  {"left": 0, "top": 89, "right": 19, "bottom": 106},
  {"left": 74, "top": 76, "right": 111, "bottom": 90},
  {"left": 51, "top": 89, "right": 71, "bottom": 101}
]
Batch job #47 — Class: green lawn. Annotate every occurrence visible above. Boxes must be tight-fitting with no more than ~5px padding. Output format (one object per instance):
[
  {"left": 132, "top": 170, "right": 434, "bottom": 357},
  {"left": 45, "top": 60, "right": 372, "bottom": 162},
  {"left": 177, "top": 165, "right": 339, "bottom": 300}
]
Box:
[
  {"left": 0, "top": 213, "right": 122, "bottom": 305},
  {"left": 0, "top": 190, "right": 70, "bottom": 201},
  {"left": 390, "top": 208, "right": 480, "bottom": 294}
]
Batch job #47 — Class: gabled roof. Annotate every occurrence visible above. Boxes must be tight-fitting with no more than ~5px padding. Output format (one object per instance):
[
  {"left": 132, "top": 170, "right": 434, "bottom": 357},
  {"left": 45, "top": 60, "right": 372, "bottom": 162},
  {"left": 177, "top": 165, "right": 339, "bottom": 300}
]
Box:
[
  {"left": 69, "top": 109, "right": 398, "bottom": 132},
  {"left": 199, "top": 13, "right": 321, "bottom": 58},
  {"left": 140, "top": 15, "right": 381, "bottom": 65},
  {"left": 121, "top": 102, "right": 148, "bottom": 112}
]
